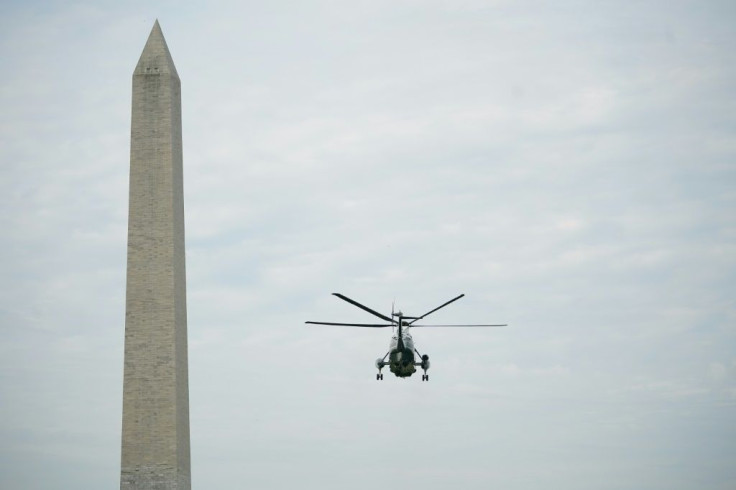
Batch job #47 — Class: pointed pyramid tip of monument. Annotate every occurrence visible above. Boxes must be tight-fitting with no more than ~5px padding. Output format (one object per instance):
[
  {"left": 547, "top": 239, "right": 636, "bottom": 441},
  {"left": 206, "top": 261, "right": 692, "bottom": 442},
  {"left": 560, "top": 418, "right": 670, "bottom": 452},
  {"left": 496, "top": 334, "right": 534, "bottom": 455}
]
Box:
[
  {"left": 151, "top": 19, "right": 165, "bottom": 37},
  {"left": 134, "top": 19, "right": 179, "bottom": 78}
]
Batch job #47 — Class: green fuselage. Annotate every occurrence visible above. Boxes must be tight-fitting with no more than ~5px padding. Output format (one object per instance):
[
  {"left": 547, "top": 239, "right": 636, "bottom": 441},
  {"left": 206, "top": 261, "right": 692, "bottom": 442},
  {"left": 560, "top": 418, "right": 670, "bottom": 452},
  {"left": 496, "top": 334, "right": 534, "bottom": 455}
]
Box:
[{"left": 388, "top": 332, "right": 417, "bottom": 377}]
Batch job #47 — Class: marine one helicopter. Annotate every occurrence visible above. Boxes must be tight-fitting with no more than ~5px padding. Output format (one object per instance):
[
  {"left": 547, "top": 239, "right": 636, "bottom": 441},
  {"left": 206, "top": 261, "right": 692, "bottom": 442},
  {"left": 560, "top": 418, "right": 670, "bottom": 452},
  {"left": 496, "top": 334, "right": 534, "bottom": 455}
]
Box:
[{"left": 306, "top": 293, "right": 506, "bottom": 381}]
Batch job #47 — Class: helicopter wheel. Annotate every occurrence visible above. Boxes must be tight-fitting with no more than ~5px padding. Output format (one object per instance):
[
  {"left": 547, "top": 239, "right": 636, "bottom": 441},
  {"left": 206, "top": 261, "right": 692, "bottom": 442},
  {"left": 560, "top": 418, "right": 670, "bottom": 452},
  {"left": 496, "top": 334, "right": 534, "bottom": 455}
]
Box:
[
  {"left": 422, "top": 374, "right": 428, "bottom": 381},
  {"left": 376, "top": 373, "right": 383, "bottom": 380}
]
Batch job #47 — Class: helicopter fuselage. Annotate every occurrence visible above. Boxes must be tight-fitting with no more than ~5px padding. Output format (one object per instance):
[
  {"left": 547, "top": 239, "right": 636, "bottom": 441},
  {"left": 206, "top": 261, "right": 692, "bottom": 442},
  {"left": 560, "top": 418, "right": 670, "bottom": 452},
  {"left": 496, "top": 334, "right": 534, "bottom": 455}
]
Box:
[
  {"left": 375, "top": 331, "right": 430, "bottom": 379},
  {"left": 387, "top": 332, "right": 417, "bottom": 377}
]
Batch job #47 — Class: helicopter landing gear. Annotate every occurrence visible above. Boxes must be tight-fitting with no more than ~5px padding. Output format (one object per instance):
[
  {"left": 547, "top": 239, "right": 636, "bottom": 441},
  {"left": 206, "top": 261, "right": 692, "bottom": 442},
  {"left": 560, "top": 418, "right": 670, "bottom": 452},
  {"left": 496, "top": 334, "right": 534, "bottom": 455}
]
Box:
[
  {"left": 416, "top": 350, "right": 430, "bottom": 382},
  {"left": 375, "top": 354, "right": 388, "bottom": 381}
]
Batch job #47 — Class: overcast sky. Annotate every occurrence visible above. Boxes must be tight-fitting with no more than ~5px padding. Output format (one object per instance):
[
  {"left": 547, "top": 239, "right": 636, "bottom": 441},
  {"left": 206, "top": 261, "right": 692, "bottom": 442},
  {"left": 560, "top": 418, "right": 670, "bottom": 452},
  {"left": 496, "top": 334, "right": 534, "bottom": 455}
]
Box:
[{"left": 1, "top": 1, "right": 735, "bottom": 489}]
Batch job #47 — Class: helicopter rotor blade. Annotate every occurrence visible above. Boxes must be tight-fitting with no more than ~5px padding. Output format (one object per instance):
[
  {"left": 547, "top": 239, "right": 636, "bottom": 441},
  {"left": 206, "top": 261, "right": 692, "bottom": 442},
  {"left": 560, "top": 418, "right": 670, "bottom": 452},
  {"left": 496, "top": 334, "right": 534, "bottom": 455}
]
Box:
[
  {"left": 332, "top": 293, "right": 395, "bottom": 323},
  {"left": 305, "top": 321, "right": 393, "bottom": 328},
  {"left": 409, "top": 324, "right": 507, "bottom": 327},
  {"left": 408, "top": 294, "right": 466, "bottom": 324}
]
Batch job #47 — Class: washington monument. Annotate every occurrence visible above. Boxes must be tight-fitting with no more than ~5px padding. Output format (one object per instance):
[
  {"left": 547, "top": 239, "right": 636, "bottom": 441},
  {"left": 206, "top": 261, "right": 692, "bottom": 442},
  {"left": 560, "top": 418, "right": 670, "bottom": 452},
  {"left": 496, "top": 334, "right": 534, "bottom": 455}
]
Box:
[{"left": 120, "top": 21, "right": 191, "bottom": 489}]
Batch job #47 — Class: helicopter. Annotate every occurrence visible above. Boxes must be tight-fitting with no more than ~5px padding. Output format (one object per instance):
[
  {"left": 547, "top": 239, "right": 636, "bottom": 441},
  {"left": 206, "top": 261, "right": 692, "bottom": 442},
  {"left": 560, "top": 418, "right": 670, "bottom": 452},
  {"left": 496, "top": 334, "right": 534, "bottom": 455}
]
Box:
[{"left": 306, "top": 293, "right": 506, "bottom": 381}]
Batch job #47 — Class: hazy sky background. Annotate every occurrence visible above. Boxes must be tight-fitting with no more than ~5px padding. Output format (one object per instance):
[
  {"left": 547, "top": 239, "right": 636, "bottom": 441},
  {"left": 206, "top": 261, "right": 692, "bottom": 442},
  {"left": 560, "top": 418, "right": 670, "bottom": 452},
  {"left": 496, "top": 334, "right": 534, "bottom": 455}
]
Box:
[{"left": 1, "top": 1, "right": 734, "bottom": 488}]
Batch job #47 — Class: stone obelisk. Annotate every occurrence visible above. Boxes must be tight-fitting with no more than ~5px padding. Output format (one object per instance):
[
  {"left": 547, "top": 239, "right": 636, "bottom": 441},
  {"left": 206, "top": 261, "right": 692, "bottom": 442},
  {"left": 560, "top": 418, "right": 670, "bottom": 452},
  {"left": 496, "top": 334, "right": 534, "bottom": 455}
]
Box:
[{"left": 121, "top": 20, "right": 191, "bottom": 489}]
